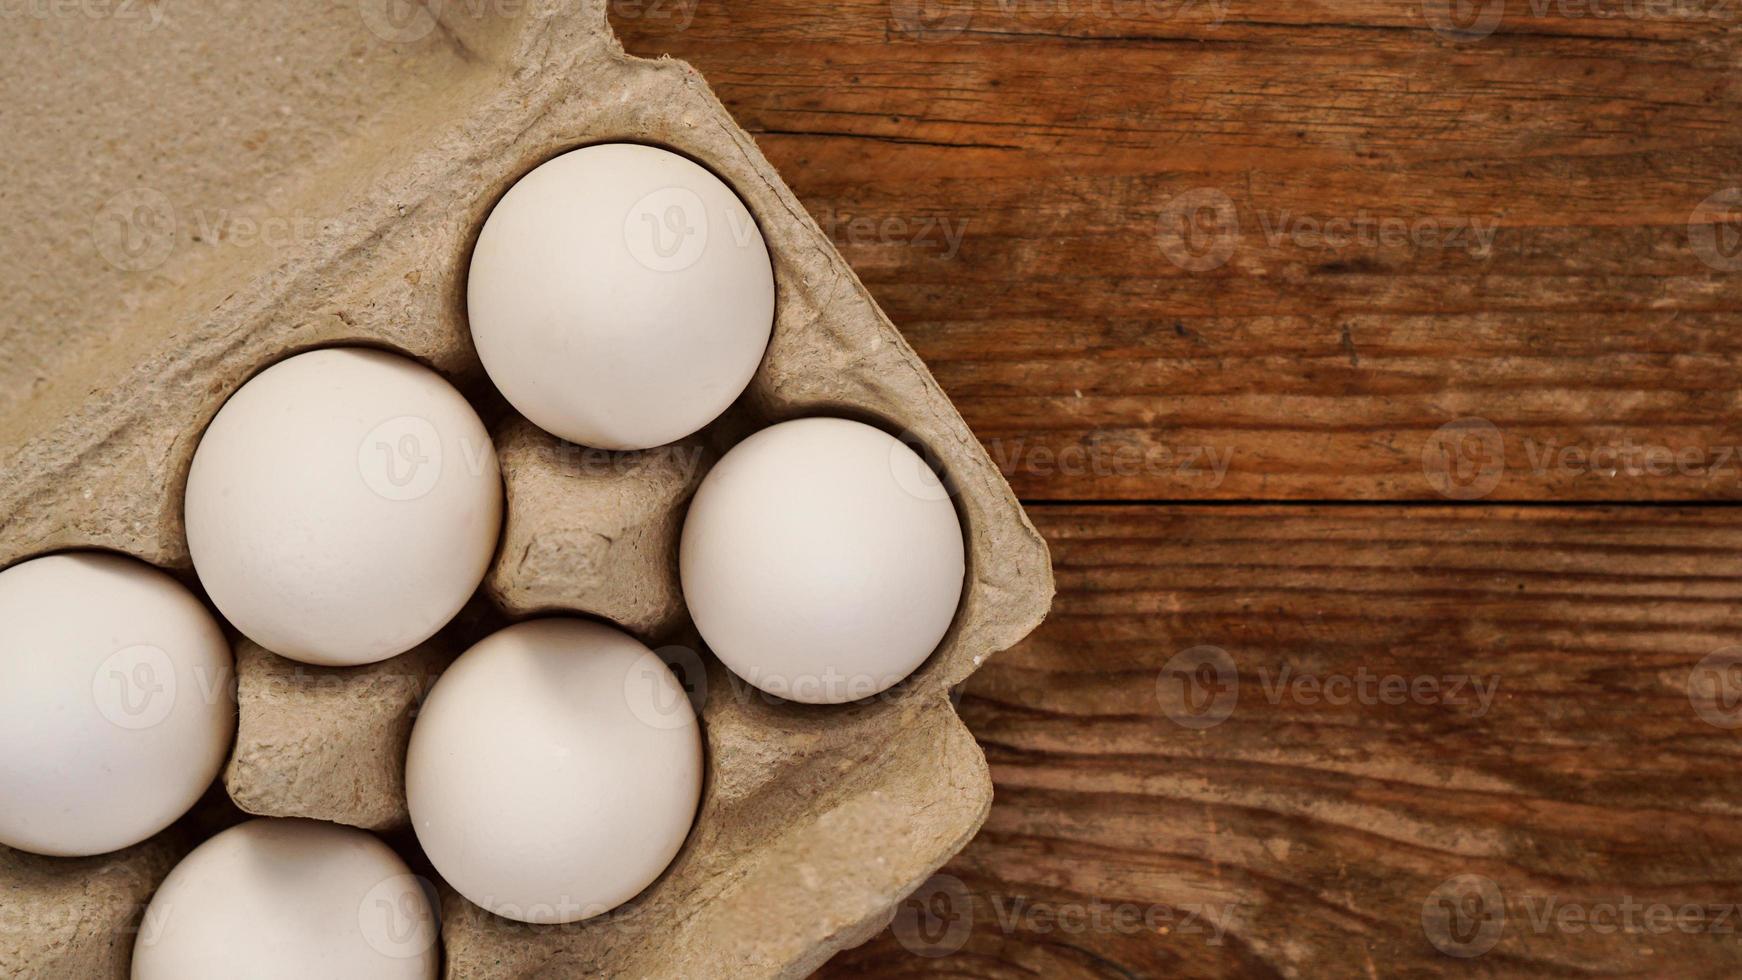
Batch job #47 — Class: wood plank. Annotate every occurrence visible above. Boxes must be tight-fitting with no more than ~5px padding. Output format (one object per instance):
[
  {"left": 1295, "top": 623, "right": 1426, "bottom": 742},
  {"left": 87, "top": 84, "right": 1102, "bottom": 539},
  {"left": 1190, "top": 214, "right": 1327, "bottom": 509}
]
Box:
[
  {"left": 613, "top": 1, "right": 1742, "bottom": 500},
  {"left": 814, "top": 505, "right": 1742, "bottom": 976}
]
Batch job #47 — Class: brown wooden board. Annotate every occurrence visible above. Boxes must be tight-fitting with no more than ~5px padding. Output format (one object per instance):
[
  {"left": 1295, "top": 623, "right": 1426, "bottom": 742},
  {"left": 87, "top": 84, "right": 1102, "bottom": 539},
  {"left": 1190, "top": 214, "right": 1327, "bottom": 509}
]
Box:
[
  {"left": 612, "top": 3, "right": 1742, "bottom": 975},
  {"left": 818, "top": 505, "right": 1742, "bottom": 977},
  {"left": 614, "top": 0, "right": 1742, "bottom": 503}
]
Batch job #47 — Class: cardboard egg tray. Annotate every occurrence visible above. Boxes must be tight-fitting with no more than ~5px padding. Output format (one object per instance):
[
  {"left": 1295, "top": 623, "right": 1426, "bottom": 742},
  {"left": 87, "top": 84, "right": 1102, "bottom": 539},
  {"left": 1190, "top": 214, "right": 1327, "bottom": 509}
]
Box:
[{"left": 0, "top": 2, "right": 1053, "bottom": 977}]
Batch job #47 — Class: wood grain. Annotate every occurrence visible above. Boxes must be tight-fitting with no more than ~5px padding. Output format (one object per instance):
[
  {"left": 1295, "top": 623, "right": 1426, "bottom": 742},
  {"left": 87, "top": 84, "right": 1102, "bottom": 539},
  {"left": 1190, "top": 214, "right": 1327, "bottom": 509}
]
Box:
[
  {"left": 607, "top": 3, "right": 1742, "bottom": 976},
  {"left": 614, "top": 0, "right": 1742, "bottom": 501},
  {"left": 818, "top": 505, "right": 1742, "bottom": 977}
]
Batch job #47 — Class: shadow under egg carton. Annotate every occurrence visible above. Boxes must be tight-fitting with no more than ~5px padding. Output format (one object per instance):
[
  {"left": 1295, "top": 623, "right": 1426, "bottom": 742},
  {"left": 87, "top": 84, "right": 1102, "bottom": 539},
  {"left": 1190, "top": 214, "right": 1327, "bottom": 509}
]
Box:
[{"left": 0, "top": 2, "right": 1053, "bottom": 977}]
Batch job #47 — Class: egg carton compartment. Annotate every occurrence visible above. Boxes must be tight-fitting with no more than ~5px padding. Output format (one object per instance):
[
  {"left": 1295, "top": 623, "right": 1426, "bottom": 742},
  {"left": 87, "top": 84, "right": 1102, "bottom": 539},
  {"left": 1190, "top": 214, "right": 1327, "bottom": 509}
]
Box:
[
  {"left": 485, "top": 419, "right": 710, "bottom": 640},
  {"left": 0, "top": 836, "right": 184, "bottom": 979},
  {"left": 224, "top": 634, "right": 458, "bottom": 833},
  {"left": 0, "top": 2, "right": 1053, "bottom": 977}
]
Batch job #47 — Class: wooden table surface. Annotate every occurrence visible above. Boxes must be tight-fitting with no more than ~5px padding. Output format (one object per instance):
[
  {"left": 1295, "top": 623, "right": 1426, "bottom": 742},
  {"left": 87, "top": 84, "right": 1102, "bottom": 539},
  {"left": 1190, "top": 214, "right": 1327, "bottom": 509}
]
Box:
[{"left": 614, "top": 3, "right": 1742, "bottom": 975}]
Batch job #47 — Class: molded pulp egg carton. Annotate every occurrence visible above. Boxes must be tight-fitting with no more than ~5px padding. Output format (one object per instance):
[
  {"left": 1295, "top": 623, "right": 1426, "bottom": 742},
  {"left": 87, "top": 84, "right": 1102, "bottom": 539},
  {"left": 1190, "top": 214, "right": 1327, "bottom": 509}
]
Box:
[{"left": 0, "top": 2, "right": 1053, "bottom": 977}]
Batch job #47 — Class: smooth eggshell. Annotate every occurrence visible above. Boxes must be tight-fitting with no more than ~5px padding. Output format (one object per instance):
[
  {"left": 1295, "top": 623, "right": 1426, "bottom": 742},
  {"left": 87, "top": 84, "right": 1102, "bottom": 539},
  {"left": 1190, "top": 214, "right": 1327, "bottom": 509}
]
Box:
[
  {"left": 405, "top": 618, "right": 703, "bottom": 924},
  {"left": 467, "top": 143, "right": 776, "bottom": 450},
  {"left": 0, "top": 552, "right": 234, "bottom": 857},
  {"left": 680, "top": 418, "right": 966, "bottom": 704},
  {"left": 132, "top": 818, "right": 438, "bottom": 980},
  {"left": 184, "top": 347, "right": 502, "bottom": 667}
]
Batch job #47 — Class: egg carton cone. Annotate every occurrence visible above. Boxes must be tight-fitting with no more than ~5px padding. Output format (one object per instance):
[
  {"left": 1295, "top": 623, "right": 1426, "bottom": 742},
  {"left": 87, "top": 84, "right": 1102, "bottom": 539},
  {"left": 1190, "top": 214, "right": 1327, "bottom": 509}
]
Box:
[{"left": 0, "top": 2, "right": 1054, "bottom": 977}]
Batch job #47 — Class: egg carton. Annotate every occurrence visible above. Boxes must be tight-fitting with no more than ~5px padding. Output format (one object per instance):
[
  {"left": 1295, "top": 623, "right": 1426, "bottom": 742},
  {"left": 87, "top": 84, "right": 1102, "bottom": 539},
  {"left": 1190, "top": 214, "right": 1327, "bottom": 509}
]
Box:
[{"left": 0, "top": 2, "right": 1053, "bottom": 977}]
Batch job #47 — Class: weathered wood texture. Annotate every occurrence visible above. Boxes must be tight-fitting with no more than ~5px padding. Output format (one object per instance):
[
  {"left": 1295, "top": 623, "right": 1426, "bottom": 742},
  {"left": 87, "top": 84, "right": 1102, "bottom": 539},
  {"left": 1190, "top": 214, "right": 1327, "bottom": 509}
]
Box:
[
  {"left": 612, "top": 3, "right": 1742, "bottom": 977},
  {"left": 820, "top": 505, "right": 1742, "bottom": 977},
  {"left": 615, "top": 0, "right": 1742, "bottom": 501}
]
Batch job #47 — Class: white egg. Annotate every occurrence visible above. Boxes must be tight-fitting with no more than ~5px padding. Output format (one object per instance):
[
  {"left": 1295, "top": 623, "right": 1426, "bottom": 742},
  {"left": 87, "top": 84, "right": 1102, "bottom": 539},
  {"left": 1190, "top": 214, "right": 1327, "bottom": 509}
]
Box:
[
  {"left": 0, "top": 553, "right": 233, "bottom": 857},
  {"left": 406, "top": 618, "right": 702, "bottom": 924},
  {"left": 679, "top": 418, "right": 966, "bottom": 705},
  {"left": 132, "top": 818, "right": 438, "bottom": 980},
  {"left": 184, "top": 348, "right": 501, "bottom": 667},
  {"left": 466, "top": 143, "right": 775, "bottom": 451}
]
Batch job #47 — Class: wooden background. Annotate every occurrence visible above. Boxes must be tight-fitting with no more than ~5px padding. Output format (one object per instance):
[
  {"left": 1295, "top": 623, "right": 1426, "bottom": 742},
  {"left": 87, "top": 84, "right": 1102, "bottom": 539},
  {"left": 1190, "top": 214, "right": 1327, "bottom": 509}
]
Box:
[{"left": 612, "top": 2, "right": 1742, "bottom": 976}]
